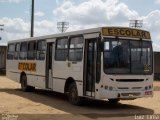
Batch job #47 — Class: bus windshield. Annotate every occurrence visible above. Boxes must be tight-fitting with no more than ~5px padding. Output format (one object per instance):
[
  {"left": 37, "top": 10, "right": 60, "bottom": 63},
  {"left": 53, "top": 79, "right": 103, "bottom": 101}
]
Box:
[{"left": 103, "top": 38, "right": 153, "bottom": 74}]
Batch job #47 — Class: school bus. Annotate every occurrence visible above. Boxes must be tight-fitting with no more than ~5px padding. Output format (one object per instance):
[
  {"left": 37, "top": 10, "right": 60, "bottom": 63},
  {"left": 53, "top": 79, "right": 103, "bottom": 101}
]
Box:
[{"left": 6, "top": 27, "right": 153, "bottom": 105}]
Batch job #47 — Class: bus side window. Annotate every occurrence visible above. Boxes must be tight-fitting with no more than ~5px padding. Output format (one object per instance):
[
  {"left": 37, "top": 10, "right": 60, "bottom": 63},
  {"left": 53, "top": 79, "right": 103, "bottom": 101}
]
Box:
[
  {"left": 28, "top": 41, "right": 36, "bottom": 60},
  {"left": 55, "top": 38, "right": 68, "bottom": 61},
  {"left": 14, "top": 43, "right": 20, "bottom": 60},
  {"left": 69, "top": 36, "right": 83, "bottom": 61},
  {"left": 36, "top": 40, "right": 46, "bottom": 60},
  {"left": 7, "top": 44, "right": 15, "bottom": 60},
  {"left": 19, "top": 42, "right": 28, "bottom": 60}
]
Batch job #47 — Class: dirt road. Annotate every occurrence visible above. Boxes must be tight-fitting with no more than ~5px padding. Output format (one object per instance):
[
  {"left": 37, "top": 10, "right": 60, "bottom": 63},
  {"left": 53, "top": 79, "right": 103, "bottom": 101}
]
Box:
[{"left": 0, "top": 76, "right": 160, "bottom": 120}]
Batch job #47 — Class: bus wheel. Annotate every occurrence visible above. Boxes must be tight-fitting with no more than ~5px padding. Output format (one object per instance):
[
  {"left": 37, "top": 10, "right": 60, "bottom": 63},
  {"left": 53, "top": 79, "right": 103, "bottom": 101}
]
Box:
[
  {"left": 68, "top": 82, "right": 81, "bottom": 105},
  {"left": 21, "top": 75, "right": 35, "bottom": 92},
  {"left": 108, "top": 99, "right": 120, "bottom": 104}
]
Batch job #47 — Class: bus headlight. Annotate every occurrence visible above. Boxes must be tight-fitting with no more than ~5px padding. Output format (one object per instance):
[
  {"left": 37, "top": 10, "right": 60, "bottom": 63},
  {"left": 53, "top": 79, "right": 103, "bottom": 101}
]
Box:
[
  {"left": 149, "top": 85, "right": 152, "bottom": 89},
  {"left": 145, "top": 85, "right": 153, "bottom": 90},
  {"left": 109, "top": 86, "right": 113, "bottom": 91},
  {"left": 145, "top": 86, "right": 148, "bottom": 90},
  {"left": 105, "top": 86, "right": 115, "bottom": 91}
]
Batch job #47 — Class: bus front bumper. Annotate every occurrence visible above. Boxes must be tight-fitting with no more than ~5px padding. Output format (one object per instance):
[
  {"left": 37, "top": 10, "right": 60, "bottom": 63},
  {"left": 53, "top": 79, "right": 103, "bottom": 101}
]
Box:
[{"left": 99, "top": 89, "right": 153, "bottom": 100}]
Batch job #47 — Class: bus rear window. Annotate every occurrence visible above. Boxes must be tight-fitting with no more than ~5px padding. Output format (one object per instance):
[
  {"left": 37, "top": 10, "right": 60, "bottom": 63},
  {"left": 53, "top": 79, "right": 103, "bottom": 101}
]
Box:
[
  {"left": 19, "top": 42, "right": 28, "bottom": 60},
  {"left": 36, "top": 40, "right": 46, "bottom": 60},
  {"left": 7, "top": 44, "right": 15, "bottom": 60},
  {"left": 14, "top": 43, "right": 20, "bottom": 60}
]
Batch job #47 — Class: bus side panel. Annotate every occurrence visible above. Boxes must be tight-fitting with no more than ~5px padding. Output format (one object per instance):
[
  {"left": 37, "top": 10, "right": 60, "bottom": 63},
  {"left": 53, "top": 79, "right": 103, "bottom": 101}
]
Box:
[
  {"left": 27, "top": 75, "right": 46, "bottom": 89},
  {"left": 7, "top": 59, "right": 46, "bottom": 89},
  {"left": 26, "top": 61, "right": 46, "bottom": 89},
  {"left": 52, "top": 61, "right": 68, "bottom": 93},
  {"left": 6, "top": 60, "right": 20, "bottom": 83},
  {"left": 68, "top": 62, "right": 83, "bottom": 96},
  {"left": 52, "top": 78, "right": 66, "bottom": 93},
  {"left": 52, "top": 56, "right": 84, "bottom": 96}
]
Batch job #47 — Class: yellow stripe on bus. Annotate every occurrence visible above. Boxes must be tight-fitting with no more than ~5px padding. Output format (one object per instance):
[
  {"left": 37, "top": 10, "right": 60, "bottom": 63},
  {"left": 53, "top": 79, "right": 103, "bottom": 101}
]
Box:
[
  {"left": 102, "top": 27, "right": 151, "bottom": 39},
  {"left": 18, "top": 62, "right": 36, "bottom": 72}
]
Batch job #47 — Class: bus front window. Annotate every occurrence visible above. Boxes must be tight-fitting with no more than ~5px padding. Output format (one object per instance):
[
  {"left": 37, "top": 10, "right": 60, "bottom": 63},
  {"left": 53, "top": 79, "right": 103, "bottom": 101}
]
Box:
[
  {"left": 103, "top": 38, "right": 153, "bottom": 74},
  {"left": 130, "top": 41, "right": 152, "bottom": 74}
]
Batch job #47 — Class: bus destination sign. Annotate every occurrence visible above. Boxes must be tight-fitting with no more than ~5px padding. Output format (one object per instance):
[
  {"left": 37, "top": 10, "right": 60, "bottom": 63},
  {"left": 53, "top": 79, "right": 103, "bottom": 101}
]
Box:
[
  {"left": 18, "top": 62, "right": 36, "bottom": 72},
  {"left": 102, "top": 27, "right": 151, "bottom": 39}
]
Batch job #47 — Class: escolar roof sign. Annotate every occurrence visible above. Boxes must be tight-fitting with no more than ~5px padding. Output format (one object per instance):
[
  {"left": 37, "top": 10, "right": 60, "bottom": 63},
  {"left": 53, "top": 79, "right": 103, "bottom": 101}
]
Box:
[{"left": 102, "top": 27, "right": 151, "bottom": 39}]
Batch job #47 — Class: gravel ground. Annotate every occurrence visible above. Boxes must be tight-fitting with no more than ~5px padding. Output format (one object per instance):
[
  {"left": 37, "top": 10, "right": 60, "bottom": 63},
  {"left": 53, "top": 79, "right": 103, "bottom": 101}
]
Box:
[{"left": 0, "top": 76, "right": 160, "bottom": 120}]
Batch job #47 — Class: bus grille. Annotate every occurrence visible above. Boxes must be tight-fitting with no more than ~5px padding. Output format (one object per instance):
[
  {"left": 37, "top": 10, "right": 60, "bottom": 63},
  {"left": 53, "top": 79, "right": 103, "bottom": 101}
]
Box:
[
  {"left": 116, "top": 79, "right": 144, "bottom": 82},
  {"left": 118, "top": 87, "right": 142, "bottom": 90},
  {"left": 118, "top": 87, "right": 129, "bottom": 90},
  {"left": 132, "top": 87, "right": 142, "bottom": 90}
]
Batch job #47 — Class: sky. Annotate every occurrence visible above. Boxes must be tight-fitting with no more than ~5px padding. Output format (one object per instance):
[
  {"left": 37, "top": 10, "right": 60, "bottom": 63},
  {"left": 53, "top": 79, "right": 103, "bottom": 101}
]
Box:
[{"left": 0, "top": 0, "right": 160, "bottom": 51}]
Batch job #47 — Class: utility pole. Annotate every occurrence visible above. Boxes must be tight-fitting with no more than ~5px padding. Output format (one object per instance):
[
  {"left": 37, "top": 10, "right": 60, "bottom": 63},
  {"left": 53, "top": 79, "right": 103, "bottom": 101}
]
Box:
[{"left": 31, "top": 0, "right": 34, "bottom": 37}]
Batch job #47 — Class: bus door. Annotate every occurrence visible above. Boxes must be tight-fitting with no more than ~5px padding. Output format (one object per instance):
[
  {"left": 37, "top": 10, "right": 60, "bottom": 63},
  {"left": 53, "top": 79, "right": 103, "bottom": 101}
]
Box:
[
  {"left": 46, "top": 41, "right": 55, "bottom": 89},
  {"left": 84, "top": 33, "right": 99, "bottom": 97}
]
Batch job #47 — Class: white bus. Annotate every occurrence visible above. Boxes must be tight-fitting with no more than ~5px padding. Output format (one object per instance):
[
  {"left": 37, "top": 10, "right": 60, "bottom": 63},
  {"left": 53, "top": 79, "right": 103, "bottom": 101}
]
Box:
[{"left": 6, "top": 27, "right": 153, "bottom": 105}]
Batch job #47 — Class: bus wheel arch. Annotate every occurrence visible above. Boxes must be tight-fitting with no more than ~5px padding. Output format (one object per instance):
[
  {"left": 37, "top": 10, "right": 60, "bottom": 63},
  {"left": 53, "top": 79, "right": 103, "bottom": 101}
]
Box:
[
  {"left": 20, "top": 71, "right": 26, "bottom": 83},
  {"left": 64, "top": 77, "right": 75, "bottom": 94},
  {"left": 20, "top": 72, "right": 35, "bottom": 92},
  {"left": 65, "top": 78, "right": 82, "bottom": 105}
]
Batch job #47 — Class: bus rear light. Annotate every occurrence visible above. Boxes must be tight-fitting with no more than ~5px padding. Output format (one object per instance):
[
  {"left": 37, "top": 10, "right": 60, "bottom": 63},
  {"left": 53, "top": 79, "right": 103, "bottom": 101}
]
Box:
[{"left": 145, "top": 91, "right": 152, "bottom": 95}]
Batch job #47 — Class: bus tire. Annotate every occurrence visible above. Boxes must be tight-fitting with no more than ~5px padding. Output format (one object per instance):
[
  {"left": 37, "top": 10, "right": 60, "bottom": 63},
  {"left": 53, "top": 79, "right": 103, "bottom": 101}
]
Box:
[
  {"left": 68, "top": 82, "right": 81, "bottom": 105},
  {"left": 21, "top": 75, "right": 35, "bottom": 92},
  {"left": 108, "top": 99, "right": 120, "bottom": 104}
]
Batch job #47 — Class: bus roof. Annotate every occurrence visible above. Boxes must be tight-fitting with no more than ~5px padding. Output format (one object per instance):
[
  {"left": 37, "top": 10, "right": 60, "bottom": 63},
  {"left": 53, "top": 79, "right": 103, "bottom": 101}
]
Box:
[{"left": 8, "top": 26, "right": 151, "bottom": 43}]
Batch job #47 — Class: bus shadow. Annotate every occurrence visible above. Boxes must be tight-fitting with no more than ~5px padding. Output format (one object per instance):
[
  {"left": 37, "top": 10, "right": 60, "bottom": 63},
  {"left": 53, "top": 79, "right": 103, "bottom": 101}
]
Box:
[{"left": 0, "top": 88, "right": 154, "bottom": 119}]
